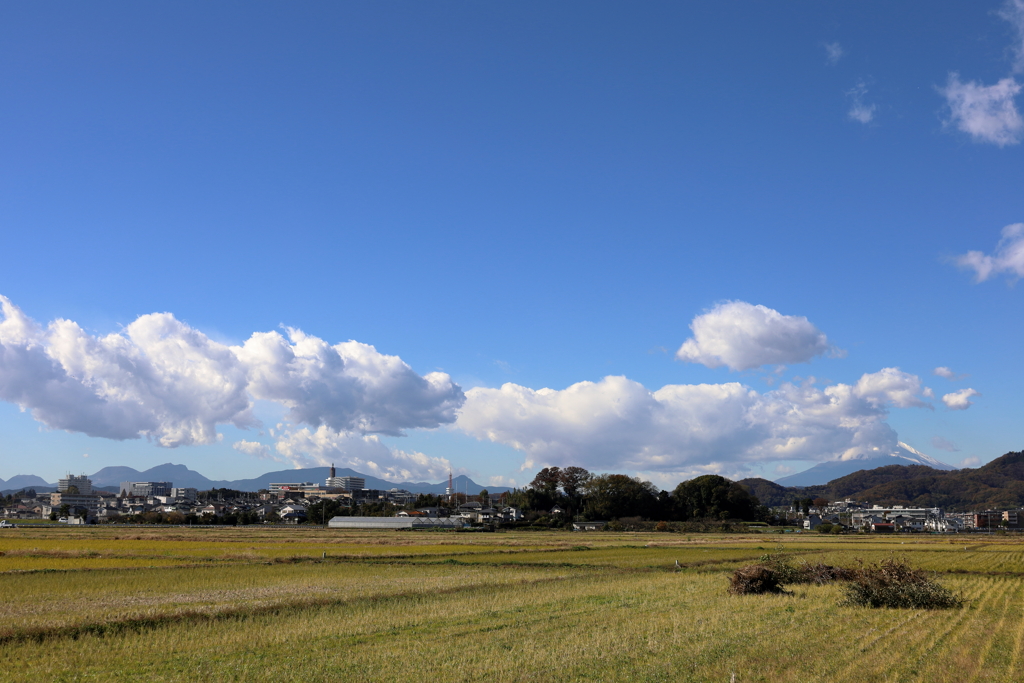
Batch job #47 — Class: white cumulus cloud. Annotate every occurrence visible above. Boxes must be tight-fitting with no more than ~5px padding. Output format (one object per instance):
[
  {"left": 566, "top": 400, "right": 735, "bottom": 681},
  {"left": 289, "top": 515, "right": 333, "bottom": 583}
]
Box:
[
  {"left": 457, "top": 368, "right": 932, "bottom": 478},
  {"left": 236, "top": 329, "right": 463, "bottom": 436},
  {"left": 0, "top": 296, "right": 254, "bottom": 446},
  {"left": 955, "top": 223, "right": 1024, "bottom": 282},
  {"left": 0, "top": 296, "right": 464, "bottom": 451},
  {"left": 853, "top": 367, "right": 932, "bottom": 409},
  {"left": 940, "top": 73, "right": 1023, "bottom": 146},
  {"left": 676, "top": 301, "right": 838, "bottom": 371},
  {"left": 942, "top": 388, "right": 980, "bottom": 410},
  {"left": 273, "top": 426, "right": 454, "bottom": 482}
]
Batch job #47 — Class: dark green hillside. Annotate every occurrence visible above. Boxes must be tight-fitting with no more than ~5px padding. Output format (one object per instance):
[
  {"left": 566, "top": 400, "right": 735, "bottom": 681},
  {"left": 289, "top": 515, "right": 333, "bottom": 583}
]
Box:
[
  {"left": 739, "top": 451, "right": 1024, "bottom": 511},
  {"left": 854, "top": 451, "right": 1024, "bottom": 510},
  {"left": 821, "top": 464, "right": 944, "bottom": 499},
  {"left": 736, "top": 478, "right": 794, "bottom": 507}
]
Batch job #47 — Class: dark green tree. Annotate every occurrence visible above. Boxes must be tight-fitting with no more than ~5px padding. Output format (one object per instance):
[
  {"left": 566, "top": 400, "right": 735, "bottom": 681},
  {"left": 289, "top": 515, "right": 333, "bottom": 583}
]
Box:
[
  {"left": 414, "top": 493, "right": 442, "bottom": 508},
  {"left": 558, "top": 466, "right": 592, "bottom": 516},
  {"left": 582, "top": 474, "right": 658, "bottom": 520},
  {"left": 529, "top": 467, "right": 562, "bottom": 510},
  {"left": 306, "top": 499, "right": 348, "bottom": 525},
  {"left": 673, "top": 475, "right": 762, "bottom": 521}
]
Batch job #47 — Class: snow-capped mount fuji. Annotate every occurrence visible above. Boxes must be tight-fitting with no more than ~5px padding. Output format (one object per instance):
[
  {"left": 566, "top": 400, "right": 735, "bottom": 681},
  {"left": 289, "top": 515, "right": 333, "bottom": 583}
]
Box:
[
  {"left": 775, "top": 442, "right": 956, "bottom": 487},
  {"left": 893, "top": 442, "right": 957, "bottom": 470}
]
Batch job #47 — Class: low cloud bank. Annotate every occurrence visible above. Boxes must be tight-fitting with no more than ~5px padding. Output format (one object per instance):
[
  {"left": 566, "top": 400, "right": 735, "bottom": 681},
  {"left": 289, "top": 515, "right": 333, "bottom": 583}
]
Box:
[
  {"left": 0, "top": 296, "right": 463, "bottom": 465},
  {"left": 457, "top": 368, "right": 932, "bottom": 480}
]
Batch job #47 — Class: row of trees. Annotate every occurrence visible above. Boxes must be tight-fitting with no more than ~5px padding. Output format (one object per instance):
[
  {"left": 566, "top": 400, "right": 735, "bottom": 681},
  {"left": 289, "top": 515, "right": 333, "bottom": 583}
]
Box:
[
  {"left": 509, "top": 467, "right": 767, "bottom": 522},
  {"left": 2, "top": 489, "right": 36, "bottom": 504}
]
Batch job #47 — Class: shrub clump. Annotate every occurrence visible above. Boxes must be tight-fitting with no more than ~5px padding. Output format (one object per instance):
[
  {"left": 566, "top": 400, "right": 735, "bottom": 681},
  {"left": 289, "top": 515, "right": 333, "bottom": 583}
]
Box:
[
  {"left": 729, "top": 550, "right": 956, "bottom": 609},
  {"left": 795, "top": 561, "right": 857, "bottom": 585},
  {"left": 840, "top": 557, "right": 963, "bottom": 610},
  {"left": 728, "top": 565, "right": 788, "bottom": 595},
  {"left": 750, "top": 549, "right": 852, "bottom": 586}
]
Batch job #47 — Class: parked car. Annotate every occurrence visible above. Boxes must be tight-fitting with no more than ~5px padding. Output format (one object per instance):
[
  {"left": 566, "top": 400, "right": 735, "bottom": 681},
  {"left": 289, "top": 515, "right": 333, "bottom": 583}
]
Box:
[
  {"left": 0, "top": 520, "right": 17, "bottom": 528},
  {"left": 58, "top": 517, "right": 68, "bottom": 523}
]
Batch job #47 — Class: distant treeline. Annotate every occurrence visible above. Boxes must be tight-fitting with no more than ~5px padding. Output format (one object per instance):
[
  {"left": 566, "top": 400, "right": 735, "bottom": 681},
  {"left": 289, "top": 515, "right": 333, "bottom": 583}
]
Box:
[
  {"left": 504, "top": 467, "right": 767, "bottom": 524},
  {"left": 739, "top": 450, "right": 1024, "bottom": 511}
]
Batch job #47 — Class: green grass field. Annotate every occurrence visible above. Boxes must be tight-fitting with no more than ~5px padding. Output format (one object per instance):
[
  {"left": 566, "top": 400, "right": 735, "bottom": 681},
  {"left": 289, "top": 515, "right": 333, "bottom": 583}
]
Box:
[{"left": 1, "top": 527, "right": 1022, "bottom": 682}]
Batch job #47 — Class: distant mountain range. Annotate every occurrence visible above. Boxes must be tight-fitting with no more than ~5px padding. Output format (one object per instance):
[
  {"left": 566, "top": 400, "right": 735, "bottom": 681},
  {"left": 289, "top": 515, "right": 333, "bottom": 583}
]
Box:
[
  {"left": 0, "top": 474, "right": 53, "bottom": 491},
  {"left": 0, "top": 464, "right": 508, "bottom": 496},
  {"left": 740, "top": 450, "right": 1024, "bottom": 511},
  {"left": 774, "top": 442, "right": 956, "bottom": 487}
]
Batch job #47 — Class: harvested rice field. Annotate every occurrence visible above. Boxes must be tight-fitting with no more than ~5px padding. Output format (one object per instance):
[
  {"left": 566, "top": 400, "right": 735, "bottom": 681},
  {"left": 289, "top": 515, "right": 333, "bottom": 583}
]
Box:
[{"left": 1, "top": 527, "right": 1022, "bottom": 682}]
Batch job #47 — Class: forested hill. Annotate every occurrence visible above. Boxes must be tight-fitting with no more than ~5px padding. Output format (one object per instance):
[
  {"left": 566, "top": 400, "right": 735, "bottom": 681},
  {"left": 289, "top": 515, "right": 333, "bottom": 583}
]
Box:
[{"left": 739, "top": 451, "right": 1024, "bottom": 511}]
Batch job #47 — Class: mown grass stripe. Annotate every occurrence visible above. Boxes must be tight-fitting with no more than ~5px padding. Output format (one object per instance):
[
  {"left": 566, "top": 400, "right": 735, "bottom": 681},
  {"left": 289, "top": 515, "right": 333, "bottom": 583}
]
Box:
[{"left": 0, "top": 572, "right": 583, "bottom": 647}]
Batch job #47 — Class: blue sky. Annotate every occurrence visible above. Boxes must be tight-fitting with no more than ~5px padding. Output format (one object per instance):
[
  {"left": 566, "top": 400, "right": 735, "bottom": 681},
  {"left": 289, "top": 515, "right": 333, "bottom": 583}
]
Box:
[{"left": 1, "top": 1, "right": 1023, "bottom": 487}]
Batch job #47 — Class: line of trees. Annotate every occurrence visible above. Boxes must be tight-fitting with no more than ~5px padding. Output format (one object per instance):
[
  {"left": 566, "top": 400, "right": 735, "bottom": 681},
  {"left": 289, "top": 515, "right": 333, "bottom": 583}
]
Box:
[{"left": 507, "top": 467, "right": 767, "bottom": 523}]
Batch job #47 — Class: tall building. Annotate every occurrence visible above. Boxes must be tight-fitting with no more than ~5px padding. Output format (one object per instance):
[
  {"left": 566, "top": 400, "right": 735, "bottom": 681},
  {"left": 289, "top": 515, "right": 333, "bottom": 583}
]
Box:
[
  {"left": 325, "top": 476, "right": 365, "bottom": 491},
  {"left": 58, "top": 475, "right": 93, "bottom": 494},
  {"left": 170, "top": 487, "right": 198, "bottom": 502},
  {"left": 52, "top": 475, "right": 100, "bottom": 516},
  {"left": 119, "top": 481, "right": 173, "bottom": 497},
  {"left": 325, "top": 465, "right": 364, "bottom": 491}
]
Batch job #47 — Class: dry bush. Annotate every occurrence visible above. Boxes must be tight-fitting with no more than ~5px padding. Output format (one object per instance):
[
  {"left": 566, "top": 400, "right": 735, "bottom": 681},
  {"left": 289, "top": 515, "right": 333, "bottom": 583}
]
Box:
[
  {"left": 794, "top": 561, "right": 857, "bottom": 585},
  {"left": 840, "top": 557, "right": 963, "bottom": 609},
  {"left": 730, "top": 549, "right": 884, "bottom": 598},
  {"left": 728, "top": 565, "right": 788, "bottom": 595}
]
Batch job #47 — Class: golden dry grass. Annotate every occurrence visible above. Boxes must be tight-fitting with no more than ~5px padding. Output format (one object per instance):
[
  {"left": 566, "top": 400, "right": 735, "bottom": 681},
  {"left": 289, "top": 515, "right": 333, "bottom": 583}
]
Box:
[{"left": 1, "top": 527, "right": 1022, "bottom": 681}]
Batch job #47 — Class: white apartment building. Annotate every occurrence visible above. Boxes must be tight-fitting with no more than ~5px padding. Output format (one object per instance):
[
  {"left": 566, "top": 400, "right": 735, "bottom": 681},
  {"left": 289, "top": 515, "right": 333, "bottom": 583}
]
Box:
[
  {"left": 119, "top": 481, "right": 172, "bottom": 497},
  {"left": 58, "top": 475, "right": 93, "bottom": 494},
  {"left": 325, "top": 476, "right": 365, "bottom": 491}
]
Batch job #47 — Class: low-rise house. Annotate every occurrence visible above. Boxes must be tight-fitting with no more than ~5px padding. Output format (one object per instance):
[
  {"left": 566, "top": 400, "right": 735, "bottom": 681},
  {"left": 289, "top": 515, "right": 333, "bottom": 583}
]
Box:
[
  {"left": 803, "top": 514, "right": 823, "bottom": 530},
  {"left": 95, "top": 507, "right": 121, "bottom": 522},
  {"left": 461, "top": 507, "right": 498, "bottom": 523},
  {"left": 925, "top": 517, "right": 962, "bottom": 532},
  {"left": 251, "top": 504, "right": 275, "bottom": 519},
  {"left": 500, "top": 507, "right": 523, "bottom": 522},
  {"left": 892, "top": 515, "right": 925, "bottom": 532},
  {"left": 385, "top": 489, "right": 417, "bottom": 505},
  {"left": 856, "top": 514, "right": 887, "bottom": 529}
]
